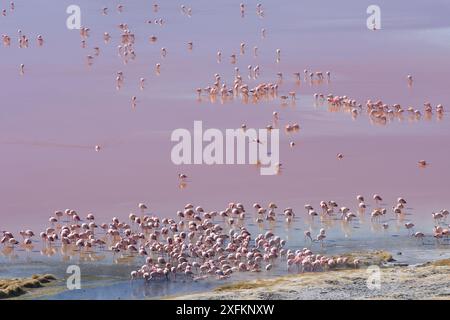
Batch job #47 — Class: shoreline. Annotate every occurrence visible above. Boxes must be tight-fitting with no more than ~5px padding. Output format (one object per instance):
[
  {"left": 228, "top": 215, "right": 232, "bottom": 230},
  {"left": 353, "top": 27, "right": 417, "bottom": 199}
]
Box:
[
  {"left": 2, "top": 251, "right": 449, "bottom": 300},
  {"left": 169, "top": 258, "right": 450, "bottom": 300}
]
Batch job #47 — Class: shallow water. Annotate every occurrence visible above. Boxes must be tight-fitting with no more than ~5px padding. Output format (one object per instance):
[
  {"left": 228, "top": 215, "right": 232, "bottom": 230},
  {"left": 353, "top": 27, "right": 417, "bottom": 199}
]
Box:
[
  {"left": 1, "top": 0, "right": 450, "bottom": 299},
  {"left": 1, "top": 211, "right": 449, "bottom": 299}
]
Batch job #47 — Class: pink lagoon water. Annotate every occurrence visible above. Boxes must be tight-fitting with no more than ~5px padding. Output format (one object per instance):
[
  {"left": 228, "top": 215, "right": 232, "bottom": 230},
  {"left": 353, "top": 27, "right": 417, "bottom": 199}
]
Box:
[
  {"left": 0, "top": 0, "right": 449, "bottom": 298},
  {"left": 1, "top": 0, "right": 449, "bottom": 229}
]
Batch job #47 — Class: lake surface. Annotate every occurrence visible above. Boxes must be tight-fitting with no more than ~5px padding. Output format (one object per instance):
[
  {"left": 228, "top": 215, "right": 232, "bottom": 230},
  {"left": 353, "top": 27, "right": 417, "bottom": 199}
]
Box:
[{"left": 0, "top": 0, "right": 449, "bottom": 299}]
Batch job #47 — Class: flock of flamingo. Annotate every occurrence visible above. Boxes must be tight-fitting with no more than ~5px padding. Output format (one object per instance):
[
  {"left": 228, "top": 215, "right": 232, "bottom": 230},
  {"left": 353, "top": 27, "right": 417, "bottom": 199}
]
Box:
[
  {"left": 1, "top": 2, "right": 449, "bottom": 285},
  {"left": 314, "top": 94, "right": 445, "bottom": 126},
  {"left": 1, "top": 194, "right": 449, "bottom": 281}
]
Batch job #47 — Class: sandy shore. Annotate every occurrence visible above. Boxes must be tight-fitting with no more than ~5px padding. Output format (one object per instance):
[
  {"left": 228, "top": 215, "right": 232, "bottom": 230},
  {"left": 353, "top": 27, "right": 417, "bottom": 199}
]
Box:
[{"left": 171, "top": 259, "right": 450, "bottom": 300}]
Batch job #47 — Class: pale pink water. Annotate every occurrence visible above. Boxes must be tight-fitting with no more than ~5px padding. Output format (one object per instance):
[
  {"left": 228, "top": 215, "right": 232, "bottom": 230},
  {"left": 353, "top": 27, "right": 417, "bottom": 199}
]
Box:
[{"left": 1, "top": 0, "right": 450, "bottom": 234}]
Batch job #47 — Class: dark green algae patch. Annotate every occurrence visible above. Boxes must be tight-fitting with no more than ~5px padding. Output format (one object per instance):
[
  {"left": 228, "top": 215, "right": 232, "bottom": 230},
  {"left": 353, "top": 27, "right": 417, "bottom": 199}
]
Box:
[{"left": 0, "top": 274, "right": 57, "bottom": 299}]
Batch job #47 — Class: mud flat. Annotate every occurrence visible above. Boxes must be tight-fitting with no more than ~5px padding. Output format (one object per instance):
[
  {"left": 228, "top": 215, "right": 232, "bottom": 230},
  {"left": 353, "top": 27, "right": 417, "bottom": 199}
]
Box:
[{"left": 170, "top": 255, "right": 450, "bottom": 300}]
